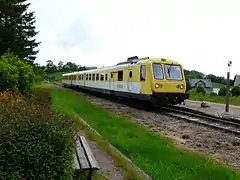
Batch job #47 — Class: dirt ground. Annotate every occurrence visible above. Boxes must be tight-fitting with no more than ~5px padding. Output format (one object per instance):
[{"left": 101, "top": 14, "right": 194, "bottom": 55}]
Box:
[{"left": 78, "top": 92, "right": 240, "bottom": 170}]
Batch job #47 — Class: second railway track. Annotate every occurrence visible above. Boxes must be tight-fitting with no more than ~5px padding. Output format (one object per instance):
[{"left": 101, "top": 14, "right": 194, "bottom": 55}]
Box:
[{"left": 160, "top": 105, "right": 240, "bottom": 137}]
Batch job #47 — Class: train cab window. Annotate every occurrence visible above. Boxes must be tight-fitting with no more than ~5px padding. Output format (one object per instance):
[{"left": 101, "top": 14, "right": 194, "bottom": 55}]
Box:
[
  {"left": 92, "top": 74, "right": 95, "bottom": 81},
  {"left": 140, "top": 65, "right": 146, "bottom": 81},
  {"left": 100, "top": 73, "right": 104, "bottom": 81},
  {"left": 118, "top": 71, "right": 123, "bottom": 81},
  {"left": 105, "top": 74, "right": 108, "bottom": 81},
  {"left": 152, "top": 63, "right": 164, "bottom": 80},
  {"left": 129, "top": 71, "right": 132, "bottom": 78},
  {"left": 96, "top": 74, "right": 99, "bottom": 81}
]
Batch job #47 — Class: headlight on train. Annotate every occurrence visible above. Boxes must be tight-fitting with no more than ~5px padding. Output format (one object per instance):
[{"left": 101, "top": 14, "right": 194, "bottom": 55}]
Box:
[
  {"left": 177, "top": 84, "right": 184, "bottom": 89},
  {"left": 155, "top": 83, "right": 163, "bottom": 88}
]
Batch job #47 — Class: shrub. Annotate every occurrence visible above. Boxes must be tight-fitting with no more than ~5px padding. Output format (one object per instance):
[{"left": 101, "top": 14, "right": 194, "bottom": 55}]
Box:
[
  {"left": 0, "top": 52, "right": 36, "bottom": 95},
  {"left": 186, "top": 79, "right": 192, "bottom": 92},
  {"left": 209, "top": 92, "right": 217, "bottom": 96},
  {"left": 195, "top": 86, "right": 206, "bottom": 95},
  {"left": 0, "top": 89, "right": 77, "bottom": 179},
  {"left": 218, "top": 87, "right": 226, "bottom": 96},
  {"left": 231, "top": 86, "right": 240, "bottom": 96}
]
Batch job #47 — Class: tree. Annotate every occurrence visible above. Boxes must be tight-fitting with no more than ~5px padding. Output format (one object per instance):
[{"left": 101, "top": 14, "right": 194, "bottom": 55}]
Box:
[
  {"left": 231, "top": 86, "right": 240, "bottom": 96},
  {"left": 218, "top": 87, "right": 226, "bottom": 96},
  {"left": 0, "top": 51, "right": 36, "bottom": 94},
  {"left": 0, "top": 0, "right": 40, "bottom": 63},
  {"left": 45, "top": 60, "right": 57, "bottom": 73},
  {"left": 58, "top": 61, "right": 64, "bottom": 71},
  {"left": 196, "top": 86, "right": 206, "bottom": 95}
]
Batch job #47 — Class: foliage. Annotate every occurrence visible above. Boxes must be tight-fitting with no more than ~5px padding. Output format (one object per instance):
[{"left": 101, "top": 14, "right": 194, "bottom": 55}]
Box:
[
  {"left": 218, "top": 87, "right": 226, "bottom": 96},
  {"left": 209, "top": 92, "right": 218, "bottom": 96},
  {"left": 186, "top": 79, "right": 192, "bottom": 92},
  {"left": 184, "top": 70, "right": 234, "bottom": 87},
  {"left": 195, "top": 86, "right": 206, "bottom": 95},
  {"left": 0, "top": 89, "right": 77, "bottom": 179},
  {"left": 0, "top": 52, "right": 36, "bottom": 95},
  {"left": 52, "top": 88, "right": 240, "bottom": 180},
  {"left": 231, "top": 86, "right": 240, "bottom": 96},
  {"left": 188, "top": 91, "right": 240, "bottom": 106},
  {"left": 0, "top": 0, "right": 40, "bottom": 63}
]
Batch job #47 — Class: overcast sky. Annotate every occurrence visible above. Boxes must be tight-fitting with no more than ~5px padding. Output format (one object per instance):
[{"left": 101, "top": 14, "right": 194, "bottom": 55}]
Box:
[{"left": 29, "top": 0, "right": 239, "bottom": 79}]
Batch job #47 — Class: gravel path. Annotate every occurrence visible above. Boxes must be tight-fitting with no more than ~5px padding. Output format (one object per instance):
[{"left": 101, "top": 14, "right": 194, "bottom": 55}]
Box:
[{"left": 78, "top": 91, "right": 240, "bottom": 170}]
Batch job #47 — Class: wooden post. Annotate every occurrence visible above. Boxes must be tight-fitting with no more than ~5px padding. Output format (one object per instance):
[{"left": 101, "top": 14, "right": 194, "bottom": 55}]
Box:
[
  {"left": 225, "top": 61, "right": 232, "bottom": 113},
  {"left": 225, "top": 71, "right": 230, "bottom": 112}
]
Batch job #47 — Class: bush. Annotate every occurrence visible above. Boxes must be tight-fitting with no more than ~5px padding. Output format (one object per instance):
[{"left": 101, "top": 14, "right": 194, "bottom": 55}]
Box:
[
  {"left": 231, "top": 86, "right": 240, "bottom": 96},
  {"left": 0, "top": 89, "right": 77, "bottom": 179},
  {"left": 195, "top": 86, "right": 206, "bottom": 95},
  {"left": 209, "top": 92, "right": 217, "bottom": 96},
  {"left": 186, "top": 79, "right": 192, "bottom": 92},
  {"left": 0, "top": 52, "right": 36, "bottom": 95},
  {"left": 218, "top": 87, "right": 226, "bottom": 96}
]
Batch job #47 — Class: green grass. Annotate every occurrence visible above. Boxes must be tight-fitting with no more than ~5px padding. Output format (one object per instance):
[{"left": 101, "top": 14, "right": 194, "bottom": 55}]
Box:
[
  {"left": 51, "top": 88, "right": 240, "bottom": 180},
  {"left": 189, "top": 91, "right": 240, "bottom": 106},
  {"left": 212, "top": 82, "right": 225, "bottom": 88}
]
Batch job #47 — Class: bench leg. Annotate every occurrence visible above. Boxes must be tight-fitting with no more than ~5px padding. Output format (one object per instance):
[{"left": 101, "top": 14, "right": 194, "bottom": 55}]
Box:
[{"left": 88, "top": 170, "right": 93, "bottom": 180}]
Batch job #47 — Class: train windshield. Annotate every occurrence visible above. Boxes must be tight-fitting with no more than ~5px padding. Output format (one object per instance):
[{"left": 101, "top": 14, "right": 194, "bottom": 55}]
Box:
[
  {"left": 164, "top": 64, "right": 183, "bottom": 80},
  {"left": 152, "top": 63, "right": 164, "bottom": 80}
]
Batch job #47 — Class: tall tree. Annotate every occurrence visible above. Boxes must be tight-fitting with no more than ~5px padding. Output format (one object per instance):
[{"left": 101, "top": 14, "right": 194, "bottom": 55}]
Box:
[{"left": 0, "top": 0, "right": 40, "bottom": 63}]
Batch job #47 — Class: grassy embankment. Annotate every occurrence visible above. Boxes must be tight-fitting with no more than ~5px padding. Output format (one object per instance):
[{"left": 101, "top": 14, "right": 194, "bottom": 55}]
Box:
[
  {"left": 51, "top": 87, "right": 240, "bottom": 180},
  {"left": 188, "top": 91, "right": 240, "bottom": 106}
]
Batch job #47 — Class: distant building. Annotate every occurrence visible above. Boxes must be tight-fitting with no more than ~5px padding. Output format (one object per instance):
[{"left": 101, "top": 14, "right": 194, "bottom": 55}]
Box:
[
  {"left": 233, "top": 75, "right": 240, "bottom": 87},
  {"left": 190, "top": 79, "right": 213, "bottom": 93}
]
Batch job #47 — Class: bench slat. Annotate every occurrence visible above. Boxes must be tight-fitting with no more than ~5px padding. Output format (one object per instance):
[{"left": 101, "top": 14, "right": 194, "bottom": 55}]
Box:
[
  {"left": 76, "top": 138, "right": 90, "bottom": 169},
  {"left": 79, "top": 136, "right": 100, "bottom": 170}
]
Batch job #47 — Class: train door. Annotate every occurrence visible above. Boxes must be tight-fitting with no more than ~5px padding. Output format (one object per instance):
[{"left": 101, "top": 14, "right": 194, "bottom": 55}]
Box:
[
  {"left": 110, "top": 72, "right": 117, "bottom": 91},
  {"left": 127, "top": 69, "right": 133, "bottom": 92},
  {"left": 83, "top": 73, "right": 86, "bottom": 87}
]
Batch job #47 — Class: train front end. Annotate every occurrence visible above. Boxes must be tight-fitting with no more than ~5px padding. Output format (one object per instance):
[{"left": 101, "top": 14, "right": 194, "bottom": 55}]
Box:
[{"left": 150, "top": 58, "right": 189, "bottom": 105}]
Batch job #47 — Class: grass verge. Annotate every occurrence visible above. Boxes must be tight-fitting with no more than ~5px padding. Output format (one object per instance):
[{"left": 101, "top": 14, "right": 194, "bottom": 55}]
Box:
[
  {"left": 51, "top": 87, "right": 240, "bottom": 180},
  {"left": 189, "top": 91, "right": 240, "bottom": 106}
]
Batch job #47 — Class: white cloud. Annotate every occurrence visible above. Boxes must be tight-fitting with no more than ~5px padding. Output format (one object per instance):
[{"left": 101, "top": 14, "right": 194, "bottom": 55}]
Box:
[{"left": 29, "top": 0, "right": 240, "bottom": 79}]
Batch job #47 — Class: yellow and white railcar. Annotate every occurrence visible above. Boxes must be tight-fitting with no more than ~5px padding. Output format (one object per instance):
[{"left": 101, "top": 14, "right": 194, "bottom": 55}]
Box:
[{"left": 62, "top": 56, "right": 189, "bottom": 105}]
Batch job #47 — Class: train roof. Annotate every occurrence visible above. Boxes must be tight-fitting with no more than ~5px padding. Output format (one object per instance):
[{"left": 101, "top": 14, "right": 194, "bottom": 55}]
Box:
[{"left": 62, "top": 57, "right": 181, "bottom": 76}]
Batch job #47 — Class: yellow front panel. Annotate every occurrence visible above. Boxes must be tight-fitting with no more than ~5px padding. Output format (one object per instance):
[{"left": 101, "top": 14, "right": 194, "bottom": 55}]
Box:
[{"left": 152, "top": 80, "right": 186, "bottom": 93}]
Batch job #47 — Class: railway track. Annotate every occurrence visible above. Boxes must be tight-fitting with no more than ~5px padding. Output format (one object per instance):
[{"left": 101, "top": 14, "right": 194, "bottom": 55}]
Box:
[
  {"left": 55, "top": 83, "right": 240, "bottom": 136},
  {"left": 160, "top": 105, "right": 240, "bottom": 137}
]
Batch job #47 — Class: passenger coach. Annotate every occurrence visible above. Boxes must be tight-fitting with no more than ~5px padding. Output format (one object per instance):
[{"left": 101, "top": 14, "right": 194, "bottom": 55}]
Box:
[{"left": 62, "top": 56, "right": 189, "bottom": 105}]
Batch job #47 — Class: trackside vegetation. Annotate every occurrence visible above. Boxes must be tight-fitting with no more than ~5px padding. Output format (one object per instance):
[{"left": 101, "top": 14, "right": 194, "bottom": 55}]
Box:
[
  {"left": 51, "top": 88, "right": 240, "bottom": 180},
  {"left": 0, "top": 89, "right": 77, "bottom": 179}
]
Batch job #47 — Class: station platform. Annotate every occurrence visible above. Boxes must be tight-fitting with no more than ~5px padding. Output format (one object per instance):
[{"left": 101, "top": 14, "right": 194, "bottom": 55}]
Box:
[{"left": 177, "top": 100, "right": 240, "bottom": 120}]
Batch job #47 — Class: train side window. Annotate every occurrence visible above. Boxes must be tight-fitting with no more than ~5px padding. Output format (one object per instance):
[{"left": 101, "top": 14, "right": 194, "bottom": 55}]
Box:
[
  {"left": 89, "top": 74, "right": 92, "bottom": 80},
  {"left": 86, "top": 74, "right": 88, "bottom": 80},
  {"left": 96, "top": 74, "right": 99, "bottom": 81},
  {"left": 92, "top": 74, "right": 95, "bottom": 81},
  {"left": 105, "top": 74, "right": 108, "bottom": 81},
  {"left": 140, "top": 65, "right": 146, "bottom": 81},
  {"left": 111, "top": 73, "right": 113, "bottom": 78},
  {"left": 129, "top": 71, "right": 132, "bottom": 78},
  {"left": 118, "top": 71, "right": 123, "bottom": 81},
  {"left": 100, "top": 73, "right": 104, "bottom": 81}
]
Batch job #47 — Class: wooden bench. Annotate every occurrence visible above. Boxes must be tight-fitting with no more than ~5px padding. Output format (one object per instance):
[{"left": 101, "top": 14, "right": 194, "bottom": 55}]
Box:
[{"left": 73, "top": 135, "right": 100, "bottom": 180}]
